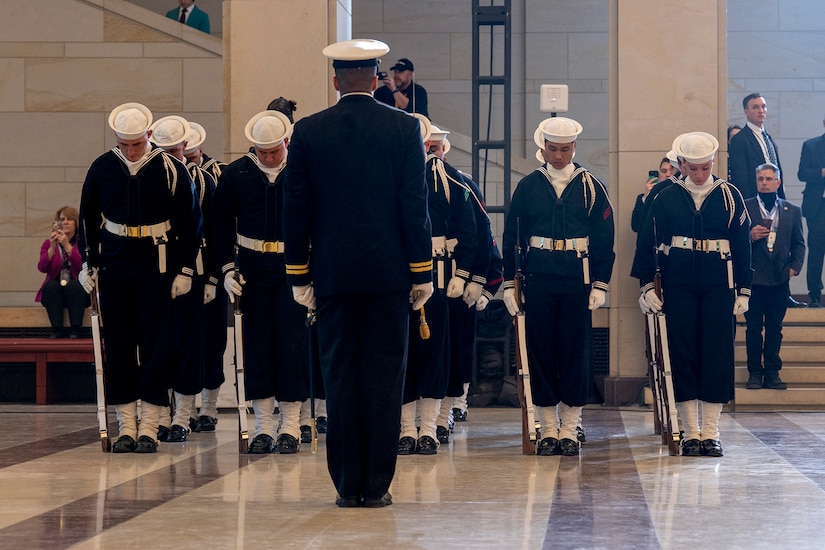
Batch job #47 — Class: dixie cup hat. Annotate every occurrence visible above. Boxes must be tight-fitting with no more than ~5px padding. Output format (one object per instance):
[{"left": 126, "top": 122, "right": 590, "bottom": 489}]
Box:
[
  {"left": 109, "top": 102, "right": 153, "bottom": 140},
  {"left": 149, "top": 116, "right": 191, "bottom": 149},
  {"left": 244, "top": 111, "right": 293, "bottom": 148},
  {"left": 428, "top": 124, "right": 450, "bottom": 142},
  {"left": 183, "top": 122, "right": 206, "bottom": 154},
  {"left": 534, "top": 117, "right": 583, "bottom": 147},
  {"left": 672, "top": 132, "right": 719, "bottom": 164},
  {"left": 412, "top": 113, "right": 432, "bottom": 142}
]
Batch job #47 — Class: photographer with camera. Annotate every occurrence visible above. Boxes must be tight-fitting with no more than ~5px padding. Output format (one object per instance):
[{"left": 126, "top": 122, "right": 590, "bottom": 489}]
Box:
[
  {"left": 36, "top": 206, "right": 89, "bottom": 338},
  {"left": 374, "top": 58, "right": 429, "bottom": 117}
]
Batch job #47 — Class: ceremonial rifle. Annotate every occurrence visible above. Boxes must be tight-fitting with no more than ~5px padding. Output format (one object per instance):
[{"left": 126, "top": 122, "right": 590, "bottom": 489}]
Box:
[
  {"left": 651, "top": 222, "right": 680, "bottom": 455},
  {"left": 513, "top": 218, "right": 540, "bottom": 454},
  {"left": 232, "top": 229, "right": 250, "bottom": 453},
  {"left": 84, "top": 220, "right": 111, "bottom": 452}
]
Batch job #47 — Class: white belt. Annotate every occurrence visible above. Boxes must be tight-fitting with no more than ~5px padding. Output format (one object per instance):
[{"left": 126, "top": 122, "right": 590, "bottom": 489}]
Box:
[
  {"left": 432, "top": 236, "right": 458, "bottom": 257},
  {"left": 104, "top": 217, "right": 171, "bottom": 239},
  {"left": 528, "top": 236, "right": 589, "bottom": 254},
  {"left": 661, "top": 236, "right": 730, "bottom": 255},
  {"left": 237, "top": 234, "right": 284, "bottom": 254}
]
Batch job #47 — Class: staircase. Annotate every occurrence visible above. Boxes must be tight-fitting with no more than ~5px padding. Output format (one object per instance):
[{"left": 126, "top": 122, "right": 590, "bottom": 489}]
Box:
[{"left": 733, "top": 308, "right": 825, "bottom": 411}]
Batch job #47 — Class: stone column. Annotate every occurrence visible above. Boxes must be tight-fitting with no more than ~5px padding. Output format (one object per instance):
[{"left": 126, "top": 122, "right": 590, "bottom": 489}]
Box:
[
  {"left": 222, "top": 0, "right": 352, "bottom": 160},
  {"left": 604, "top": 0, "right": 727, "bottom": 404}
]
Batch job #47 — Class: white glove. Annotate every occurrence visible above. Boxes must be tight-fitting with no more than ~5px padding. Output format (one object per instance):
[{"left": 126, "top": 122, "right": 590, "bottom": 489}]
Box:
[
  {"left": 223, "top": 271, "right": 245, "bottom": 303},
  {"left": 410, "top": 282, "right": 434, "bottom": 310},
  {"left": 733, "top": 295, "right": 750, "bottom": 315},
  {"left": 78, "top": 262, "right": 98, "bottom": 294},
  {"left": 446, "top": 276, "right": 466, "bottom": 299},
  {"left": 171, "top": 274, "right": 192, "bottom": 299},
  {"left": 475, "top": 294, "right": 490, "bottom": 311},
  {"left": 588, "top": 288, "right": 606, "bottom": 311},
  {"left": 503, "top": 288, "right": 519, "bottom": 316},
  {"left": 203, "top": 283, "right": 216, "bottom": 304},
  {"left": 292, "top": 284, "right": 316, "bottom": 309},
  {"left": 639, "top": 288, "right": 663, "bottom": 314},
  {"left": 463, "top": 282, "right": 484, "bottom": 307}
]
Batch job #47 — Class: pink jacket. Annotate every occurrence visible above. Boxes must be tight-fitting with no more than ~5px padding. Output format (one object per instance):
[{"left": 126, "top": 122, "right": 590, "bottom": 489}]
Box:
[{"left": 36, "top": 239, "right": 83, "bottom": 302}]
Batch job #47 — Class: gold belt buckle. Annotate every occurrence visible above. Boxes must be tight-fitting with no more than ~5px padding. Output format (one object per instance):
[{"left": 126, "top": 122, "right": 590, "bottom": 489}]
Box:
[
  {"left": 262, "top": 241, "right": 279, "bottom": 253},
  {"left": 554, "top": 239, "right": 565, "bottom": 251},
  {"left": 126, "top": 226, "right": 141, "bottom": 237}
]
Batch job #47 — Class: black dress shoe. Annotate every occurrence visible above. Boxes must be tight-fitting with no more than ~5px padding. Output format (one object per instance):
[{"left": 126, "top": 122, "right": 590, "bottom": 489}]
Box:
[
  {"left": 809, "top": 298, "right": 822, "bottom": 308},
  {"left": 192, "top": 415, "right": 217, "bottom": 432},
  {"left": 436, "top": 425, "right": 450, "bottom": 444},
  {"left": 763, "top": 372, "right": 788, "bottom": 390},
  {"left": 700, "top": 439, "right": 724, "bottom": 457},
  {"left": 134, "top": 435, "right": 158, "bottom": 454},
  {"left": 335, "top": 495, "right": 361, "bottom": 508},
  {"left": 248, "top": 434, "right": 276, "bottom": 454},
  {"left": 300, "top": 425, "right": 312, "bottom": 443},
  {"left": 576, "top": 425, "right": 587, "bottom": 443},
  {"left": 275, "top": 433, "right": 300, "bottom": 454},
  {"left": 363, "top": 493, "right": 393, "bottom": 508},
  {"left": 316, "top": 416, "right": 328, "bottom": 433},
  {"left": 451, "top": 408, "right": 467, "bottom": 422},
  {"left": 746, "top": 373, "right": 763, "bottom": 389},
  {"left": 397, "top": 436, "right": 416, "bottom": 455},
  {"left": 536, "top": 437, "right": 561, "bottom": 456},
  {"left": 156, "top": 425, "right": 170, "bottom": 442},
  {"left": 788, "top": 296, "right": 807, "bottom": 308},
  {"left": 559, "top": 438, "right": 580, "bottom": 456},
  {"left": 681, "top": 438, "right": 702, "bottom": 456},
  {"left": 112, "top": 435, "right": 136, "bottom": 453},
  {"left": 415, "top": 435, "right": 438, "bottom": 455},
  {"left": 166, "top": 424, "right": 188, "bottom": 442}
]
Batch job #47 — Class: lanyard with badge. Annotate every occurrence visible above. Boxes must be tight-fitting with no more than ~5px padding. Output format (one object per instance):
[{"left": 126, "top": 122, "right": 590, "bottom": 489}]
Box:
[{"left": 758, "top": 197, "right": 778, "bottom": 252}]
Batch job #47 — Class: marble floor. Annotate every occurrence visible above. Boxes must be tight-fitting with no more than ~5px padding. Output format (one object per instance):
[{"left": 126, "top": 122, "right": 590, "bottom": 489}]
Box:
[{"left": 0, "top": 404, "right": 823, "bottom": 549}]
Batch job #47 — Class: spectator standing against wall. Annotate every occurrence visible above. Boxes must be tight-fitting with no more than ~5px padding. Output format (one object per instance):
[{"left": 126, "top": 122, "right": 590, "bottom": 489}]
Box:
[
  {"left": 374, "top": 58, "right": 429, "bottom": 118},
  {"left": 798, "top": 114, "right": 825, "bottom": 308}
]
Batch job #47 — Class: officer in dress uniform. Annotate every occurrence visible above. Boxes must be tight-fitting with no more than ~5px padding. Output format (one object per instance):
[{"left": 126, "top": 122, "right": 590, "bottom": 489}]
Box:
[
  {"left": 78, "top": 102, "right": 202, "bottom": 454},
  {"left": 182, "top": 122, "right": 226, "bottom": 432},
  {"left": 398, "top": 115, "right": 477, "bottom": 456},
  {"left": 636, "top": 132, "right": 752, "bottom": 457},
  {"left": 283, "top": 39, "right": 433, "bottom": 508},
  {"left": 211, "top": 110, "right": 309, "bottom": 454},
  {"left": 502, "top": 117, "right": 615, "bottom": 457}
]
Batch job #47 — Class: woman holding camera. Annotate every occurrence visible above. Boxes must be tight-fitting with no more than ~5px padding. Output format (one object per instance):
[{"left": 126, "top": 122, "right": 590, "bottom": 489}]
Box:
[{"left": 36, "top": 206, "right": 89, "bottom": 338}]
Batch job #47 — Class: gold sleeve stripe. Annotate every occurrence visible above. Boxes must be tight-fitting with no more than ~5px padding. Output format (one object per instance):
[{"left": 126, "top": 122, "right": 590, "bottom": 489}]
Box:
[
  {"left": 285, "top": 263, "right": 310, "bottom": 275},
  {"left": 409, "top": 260, "right": 433, "bottom": 273}
]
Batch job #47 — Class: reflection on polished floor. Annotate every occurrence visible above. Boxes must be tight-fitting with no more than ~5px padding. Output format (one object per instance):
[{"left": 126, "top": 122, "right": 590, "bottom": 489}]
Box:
[{"left": 0, "top": 404, "right": 824, "bottom": 549}]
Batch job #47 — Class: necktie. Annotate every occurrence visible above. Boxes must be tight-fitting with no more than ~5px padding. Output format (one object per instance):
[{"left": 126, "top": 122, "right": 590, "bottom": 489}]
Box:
[
  {"left": 179, "top": 7, "right": 187, "bottom": 23},
  {"left": 763, "top": 130, "right": 778, "bottom": 165}
]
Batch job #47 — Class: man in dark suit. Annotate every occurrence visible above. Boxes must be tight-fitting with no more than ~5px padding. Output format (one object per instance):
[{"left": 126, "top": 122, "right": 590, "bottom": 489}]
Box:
[
  {"left": 729, "top": 93, "right": 786, "bottom": 200},
  {"left": 798, "top": 116, "right": 825, "bottom": 307},
  {"left": 283, "top": 39, "right": 433, "bottom": 508},
  {"left": 730, "top": 92, "right": 803, "bottom": 309},
  {"left": 744, "top": 163, "right": 804, "bottom": 390},
  {"left": 166, "top": 0, "right": 210, "bottom": 34}
]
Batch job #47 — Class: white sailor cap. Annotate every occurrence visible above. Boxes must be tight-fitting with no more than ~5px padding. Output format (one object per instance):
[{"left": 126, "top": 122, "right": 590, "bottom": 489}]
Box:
[
  {"left": 536, "top": 149, "right": 545, "bottom": 163},
  {"left": 666, "top": 148, "right": 679, "bottom": 165},
  {"left": 411, "top": 113, "right": 432, "bottom": 142},
  {"left": 244, "top": 111, "right": 293, "bottom": 149},
  {"left": 149, "top": 116, "right": 190, "bottom": 149},
  {"left": 672, "top": 132, "right": 718, "bottom": 164},
  {"left": 322, "top": 39, "right": 390, "bottom": 69},
  {"left": 443, "top": 138, "right": 451, "bottom": 155},
  {"left": 183, "top": 122, "right": 206, "bottom": 154},
  {"left": 428, "top": 125, "right": 450, "bottom": 142},
  {"left": 109, "top": 102, "right": 153, "bottom": 140},
  {"left": 534, "top": 117, "right": 582, "bottom": 147}
]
